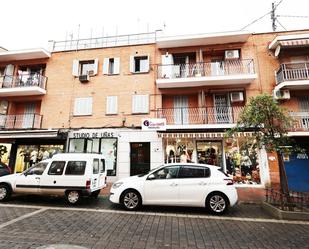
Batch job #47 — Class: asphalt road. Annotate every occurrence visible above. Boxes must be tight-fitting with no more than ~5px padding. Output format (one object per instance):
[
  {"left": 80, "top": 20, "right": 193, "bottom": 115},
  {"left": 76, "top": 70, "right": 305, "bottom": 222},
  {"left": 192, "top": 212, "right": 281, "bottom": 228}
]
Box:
[{"left": 0, "top": 195, "right": 308, "bottom": 249}]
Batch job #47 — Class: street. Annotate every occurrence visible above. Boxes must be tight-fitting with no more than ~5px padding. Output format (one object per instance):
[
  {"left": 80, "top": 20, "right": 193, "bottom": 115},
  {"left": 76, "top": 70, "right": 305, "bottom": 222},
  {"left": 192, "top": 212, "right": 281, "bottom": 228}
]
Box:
[{"left": 0, "top": 196, "right": 308, "bottom": 249}]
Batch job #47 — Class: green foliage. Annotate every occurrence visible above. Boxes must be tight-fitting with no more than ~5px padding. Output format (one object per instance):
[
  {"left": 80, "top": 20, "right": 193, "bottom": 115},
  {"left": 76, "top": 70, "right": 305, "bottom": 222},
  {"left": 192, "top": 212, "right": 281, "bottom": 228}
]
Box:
[{"left": 227, "top": 94, "right": 295, "bottom": 153}]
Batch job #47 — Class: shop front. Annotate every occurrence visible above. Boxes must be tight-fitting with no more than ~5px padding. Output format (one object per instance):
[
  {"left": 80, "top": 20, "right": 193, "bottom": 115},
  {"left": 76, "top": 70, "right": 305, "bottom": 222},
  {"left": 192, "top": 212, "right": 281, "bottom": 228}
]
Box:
[
  {"left": 67, "top": 128, "right": 163, "bottom": 181},
  {"left": 0, "top": 129, "right": 67, "bottom": 173},
  {"left": 159, "top": 132, "right": 270, "bottom": 186}
]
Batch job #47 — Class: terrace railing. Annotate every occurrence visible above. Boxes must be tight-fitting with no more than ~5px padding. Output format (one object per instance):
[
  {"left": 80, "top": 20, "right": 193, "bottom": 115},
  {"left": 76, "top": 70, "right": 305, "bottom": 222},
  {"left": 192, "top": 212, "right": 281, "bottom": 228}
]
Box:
[{"left": 276, "top": 62, "right": 309, "bottom": 84}]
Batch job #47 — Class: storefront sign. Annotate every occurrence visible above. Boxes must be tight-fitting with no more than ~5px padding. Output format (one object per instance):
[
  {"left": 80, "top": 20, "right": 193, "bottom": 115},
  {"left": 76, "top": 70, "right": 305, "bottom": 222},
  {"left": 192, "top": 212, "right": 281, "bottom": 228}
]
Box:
[
  {"left": 142, "top": 118, "right": 166, "bottom": 131},
  {"left": 69, "top": 129, "right": 118, "bottom": 139}
]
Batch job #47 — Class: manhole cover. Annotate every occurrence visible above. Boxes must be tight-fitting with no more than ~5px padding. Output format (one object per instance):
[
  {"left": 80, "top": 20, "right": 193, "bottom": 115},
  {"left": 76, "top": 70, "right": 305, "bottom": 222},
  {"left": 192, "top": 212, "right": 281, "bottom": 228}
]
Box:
[{"left": 36, "top": 245, "right": 89, "bottom": 249}]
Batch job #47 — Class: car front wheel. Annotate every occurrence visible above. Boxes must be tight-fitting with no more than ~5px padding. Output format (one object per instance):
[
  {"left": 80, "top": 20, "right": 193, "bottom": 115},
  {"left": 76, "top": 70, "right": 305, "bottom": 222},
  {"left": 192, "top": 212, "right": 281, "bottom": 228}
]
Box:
[
  {"left": 0, "top": 184, "right": 11, "bottom": 202},
  {"left": 206, "top": 192, "right": 228, "bottom": 214},
  {"left": 66, "top": 190, "right": 81, "bottom": 205},
  {"left": 121, "top": 190, "right": 141, "bottom": 211}
]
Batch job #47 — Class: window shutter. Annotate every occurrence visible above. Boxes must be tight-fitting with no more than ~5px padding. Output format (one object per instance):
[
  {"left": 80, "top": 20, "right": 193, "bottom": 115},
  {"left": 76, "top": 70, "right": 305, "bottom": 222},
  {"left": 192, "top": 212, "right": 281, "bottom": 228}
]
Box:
[
  {"left": 4, "top": 64, "right": 14, "bottom": 76},
  {"left": 144, "top": 54, "right": 150, "bottom": 72},
  {"left": 93, "top": 58, "right": 99, "bottom": 75},
  {"left": 113, "top": 57, "right": 120, "bottom": 74},
  {"left": 129, "top": 56, "right": 135, "bottom": 73},
  {"left": 103, "top": 58, "right": 109, "bottom": 75},
  {"left": 106, "top": 96, "right": 118, "bottom": 114},
  {"left": 132, "top": 95, "right": 148, "bottom": 113},
  {"left": 72, "top": 59, "right": 79, "bottom": 76},
  {"left": 74, "top": 97, "right": 92, "bottom": 116}
]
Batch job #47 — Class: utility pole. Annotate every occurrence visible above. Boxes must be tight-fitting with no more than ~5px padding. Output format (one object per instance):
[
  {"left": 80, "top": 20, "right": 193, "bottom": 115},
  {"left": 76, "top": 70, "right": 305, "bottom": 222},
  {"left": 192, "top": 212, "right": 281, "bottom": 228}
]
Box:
[{"left": 271, "top": 2, "right": 277, "bottom": 31}]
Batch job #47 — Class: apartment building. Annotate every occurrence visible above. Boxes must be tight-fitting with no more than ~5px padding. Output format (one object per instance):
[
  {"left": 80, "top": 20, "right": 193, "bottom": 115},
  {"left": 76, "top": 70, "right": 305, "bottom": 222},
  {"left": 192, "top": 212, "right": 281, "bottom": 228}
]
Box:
[
  {"left": 0, "top": 48, "right": 66, "bottom": 172},
  {"left": 1, "top": 29, "right": 308, "bottom": 193}
]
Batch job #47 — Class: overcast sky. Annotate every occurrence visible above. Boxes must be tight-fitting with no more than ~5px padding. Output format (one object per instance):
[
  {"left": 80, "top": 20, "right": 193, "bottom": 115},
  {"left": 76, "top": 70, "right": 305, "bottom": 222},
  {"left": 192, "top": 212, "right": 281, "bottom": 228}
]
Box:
[{"left": 1, "top": 0, "right": 309, "bottom": 50}]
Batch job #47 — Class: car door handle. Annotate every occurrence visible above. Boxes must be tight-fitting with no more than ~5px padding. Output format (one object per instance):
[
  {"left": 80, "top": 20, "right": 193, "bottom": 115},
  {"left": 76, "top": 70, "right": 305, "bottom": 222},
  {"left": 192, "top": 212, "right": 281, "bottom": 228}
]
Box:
[
  {"left": 170, "top": 183, "right": 178, "bottom": 187},
  {"left": 199, "top": 182, "right": 207, "bottom": 185},
  {"left": 35, "top": 177, "right": 40, "bottom": 180}
]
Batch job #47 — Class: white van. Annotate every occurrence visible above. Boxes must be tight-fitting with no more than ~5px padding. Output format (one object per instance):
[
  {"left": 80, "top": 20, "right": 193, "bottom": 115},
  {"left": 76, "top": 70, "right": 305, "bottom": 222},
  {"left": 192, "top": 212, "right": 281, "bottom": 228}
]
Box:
[{"left": 0, "top": 153, "right": 106, "bottom": 204}]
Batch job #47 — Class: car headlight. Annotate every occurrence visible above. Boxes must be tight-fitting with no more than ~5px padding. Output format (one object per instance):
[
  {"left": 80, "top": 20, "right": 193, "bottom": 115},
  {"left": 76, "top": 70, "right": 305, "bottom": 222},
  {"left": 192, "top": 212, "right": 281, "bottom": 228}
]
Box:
[{"left": 112, "top": 182, "right": 123, "bottom": 189}]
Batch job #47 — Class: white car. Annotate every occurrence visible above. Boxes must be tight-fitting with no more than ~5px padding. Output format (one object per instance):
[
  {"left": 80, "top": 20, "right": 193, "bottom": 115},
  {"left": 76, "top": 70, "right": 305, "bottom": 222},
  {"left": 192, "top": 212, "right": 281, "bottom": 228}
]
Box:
[
  {"left": 110, "top": 163, "right": 238, "bottom": 214},
  {"left": 0, "top": 153, "right": 107, "bottom": 204}
]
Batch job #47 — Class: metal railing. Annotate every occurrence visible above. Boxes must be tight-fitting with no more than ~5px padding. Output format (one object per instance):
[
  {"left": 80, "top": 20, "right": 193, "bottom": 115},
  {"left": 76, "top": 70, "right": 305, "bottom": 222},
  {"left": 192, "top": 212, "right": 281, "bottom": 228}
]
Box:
[
  {"left": 1, "top": 73, "right": 47, "bottom": 89},
  {"left": 0, "top": 114, "right": 42, "bottom": 129},
  {"left": 276, "top": 62, "right": 309, "bottom": 84},
  {"left": 50, "top": 32, "right": 156, "bottom": 52},
  {"left": 289, "top": 112, "right": 309, "bottom": 131},
  {"left": 157, "top": 59, "right": 255, "bottom": 79},
  {"left": 266, "top": 188, "right": 309, "bottom": 211},
  {"left": 156, "top": 106, "right": 243, "bottom": 125}
]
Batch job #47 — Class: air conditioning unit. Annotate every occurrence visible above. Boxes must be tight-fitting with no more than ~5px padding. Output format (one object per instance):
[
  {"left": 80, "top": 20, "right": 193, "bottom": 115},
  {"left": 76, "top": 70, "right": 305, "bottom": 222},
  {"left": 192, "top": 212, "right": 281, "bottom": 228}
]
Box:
[
  {"left": 230, "top": 92, "right": 244, "bottom": 102},
  {"left": 79, "top": 74, "right": 89, "bottom": 83},
  {"left": 273, "top": 89, "right": 290, "bottom": 100},
  {"left": 225, "top": 50, "right": 240, "bottom": 59}
]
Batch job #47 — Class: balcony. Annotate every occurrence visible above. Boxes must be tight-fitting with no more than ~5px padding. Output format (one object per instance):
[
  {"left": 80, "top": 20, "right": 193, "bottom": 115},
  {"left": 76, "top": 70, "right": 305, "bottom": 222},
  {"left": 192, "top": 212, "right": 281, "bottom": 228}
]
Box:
[
  {"left": 289, "top": 112, "right": 309, "bottom": 132},
  {"left": 156, "top": 106, "right": 243, "bottom": 127},
  {"left": 275, "top": 62, "right": 309, "bottom": 90},
  {"left": 0, "top": 114, "right": 42, "bottom": 129},
  {"left": 0, "top": 73, "right": 47, "bottom": 96},
  {"left": 156, "top": 60, "right": 257, "bottom": 88}
]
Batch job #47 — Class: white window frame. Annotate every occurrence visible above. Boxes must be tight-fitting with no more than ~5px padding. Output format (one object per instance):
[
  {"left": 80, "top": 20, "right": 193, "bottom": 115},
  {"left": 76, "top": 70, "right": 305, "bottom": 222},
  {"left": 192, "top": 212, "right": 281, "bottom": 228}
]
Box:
[
  {"left": 132, "top": 95, "right": 149, "bottom": 114},
  {"left": 72, "top": 59, "right": 98, "bottom": 77},
  {"left": 106, "top": 96, "right": 118, "bottom": 115},
  {"left": 103, "top": 57, "right": 120, "bottom": 75},
  {"left": 74, "top": 97, "right": 93, "bottom": 116},
  {"left": 130, "top": 55, "right": 150, "bottom": 73}
]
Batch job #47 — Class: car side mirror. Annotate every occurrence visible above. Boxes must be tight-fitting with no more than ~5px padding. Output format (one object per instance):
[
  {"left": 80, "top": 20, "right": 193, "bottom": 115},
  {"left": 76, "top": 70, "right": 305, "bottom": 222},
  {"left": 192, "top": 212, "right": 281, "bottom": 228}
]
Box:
[
  {"left": 23, "top": 172, "right": 28, "bottom": 176},
  {"left": 147, "top": 174, "right": 155, "bottom": 180}
]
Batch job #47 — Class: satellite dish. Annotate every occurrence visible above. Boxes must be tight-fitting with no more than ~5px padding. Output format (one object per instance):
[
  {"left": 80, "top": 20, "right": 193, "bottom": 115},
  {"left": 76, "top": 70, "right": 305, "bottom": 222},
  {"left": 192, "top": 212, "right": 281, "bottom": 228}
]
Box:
[{"left": 275, "top": 45, "right": 281, "bottom": 57}]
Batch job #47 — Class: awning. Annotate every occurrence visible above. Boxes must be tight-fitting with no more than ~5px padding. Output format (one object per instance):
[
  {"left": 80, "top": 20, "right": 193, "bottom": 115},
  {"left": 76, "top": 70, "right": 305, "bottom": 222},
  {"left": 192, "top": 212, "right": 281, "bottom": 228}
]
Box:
[
  {"left": 158, "top": 132, "right": 254, "bottom": 139},
  {"left": 279, "top": 39, "right": 309, "bottom": 47},
  {"left": 0, "top": 129, "right": 61, "bottom": 139}
]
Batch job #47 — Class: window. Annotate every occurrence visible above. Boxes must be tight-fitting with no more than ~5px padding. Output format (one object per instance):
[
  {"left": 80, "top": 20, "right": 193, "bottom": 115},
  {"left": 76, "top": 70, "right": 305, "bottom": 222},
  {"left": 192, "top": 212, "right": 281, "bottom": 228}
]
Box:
[
  {"left": 65, "top": 161, "right": 86, "bottom": 175},
  {"left": 132, "top": 95, "right": 149, "bottom": 114},
  {"left": 25, "top": 162, "right": 48, "bottom": 175},
  {"left": 130, "top": 55, "right": 149, "bottom": 73},
  {"left": 178, "top": 166, "right": 210, "bottom": 178},
  {"left": 72, "top": 59, "right": 98, "bottom": 76},
  {"left": 106, "top": 96, "right": 118, "bottom": 115},
  {"left": 100, "top": 159, "right": 105, "bottom": 173},
  {"left": 103, "top": 57, "right": 120, "bottom": 75},
  {"left": 152, "top": 166, "right": 179, "bottom": 179},
  {"left": 74, "top": 97, "right": 93, "bottom": 116},
  {"left": 48, "top": 161, "right": 66, "bottom": 175},
  {"left": 93, "top": 159, "right": 99, "bottom": 174},
  {"left": 69, "top": 139, "right": 84, "bottom": 152}
]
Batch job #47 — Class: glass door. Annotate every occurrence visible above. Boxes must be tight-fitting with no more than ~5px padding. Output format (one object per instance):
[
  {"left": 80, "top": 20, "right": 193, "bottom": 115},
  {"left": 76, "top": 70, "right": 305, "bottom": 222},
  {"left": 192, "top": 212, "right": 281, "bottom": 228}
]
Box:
[
  {"left": 214, "top": 94, "right": 231, "bottom": 124},
  {"left": 130, "top": 142, "right": 150, "bottom": 176},
  {"left": 174, "top": 96, "right": 189, "bottom": 125}
]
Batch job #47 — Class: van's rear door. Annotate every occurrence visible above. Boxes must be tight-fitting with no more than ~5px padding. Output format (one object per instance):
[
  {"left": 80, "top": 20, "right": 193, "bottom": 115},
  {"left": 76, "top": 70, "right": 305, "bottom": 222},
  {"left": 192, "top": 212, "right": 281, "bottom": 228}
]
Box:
[{"left": 91, "top": 158, "right": 100, "bottom": 190}]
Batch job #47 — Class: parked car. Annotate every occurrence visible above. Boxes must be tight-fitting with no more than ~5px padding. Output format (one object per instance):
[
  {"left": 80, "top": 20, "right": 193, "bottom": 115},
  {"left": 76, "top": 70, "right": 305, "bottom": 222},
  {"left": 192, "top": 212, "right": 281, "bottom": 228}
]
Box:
[
  {"left": 0, "top": 153, "right": 106, "bottom": 204},
  {"left": 0, "top": 163, "right": 11, "bottom": 177},
  {"left": 110, "top": 163, "right": 238, "bottom": 214}
]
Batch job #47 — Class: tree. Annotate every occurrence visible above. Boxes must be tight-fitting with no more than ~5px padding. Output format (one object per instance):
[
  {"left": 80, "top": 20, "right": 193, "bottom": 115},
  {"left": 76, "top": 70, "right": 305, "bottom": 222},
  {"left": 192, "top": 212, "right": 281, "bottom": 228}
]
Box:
[{"left": 227, "top": 94, "right": 295, "bottom": 194}]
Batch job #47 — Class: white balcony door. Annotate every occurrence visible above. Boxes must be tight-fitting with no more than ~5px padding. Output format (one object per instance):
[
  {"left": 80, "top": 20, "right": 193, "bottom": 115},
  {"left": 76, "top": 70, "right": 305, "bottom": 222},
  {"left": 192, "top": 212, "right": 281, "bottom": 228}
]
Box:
[
  {"left": 174, "top": 96, "right": 189, "bottom": 125},
  {"left": 211, "top": 60, "right": 224, "bottom": 76},
  {"left": 23, "top": 103, "right": 36, "bottom": 128},
  {"left": 214, "top": 94, "right": 231, "bottom": 124},
  {"left": 299, "top": 97, "right": 309, "bottom": 129}
]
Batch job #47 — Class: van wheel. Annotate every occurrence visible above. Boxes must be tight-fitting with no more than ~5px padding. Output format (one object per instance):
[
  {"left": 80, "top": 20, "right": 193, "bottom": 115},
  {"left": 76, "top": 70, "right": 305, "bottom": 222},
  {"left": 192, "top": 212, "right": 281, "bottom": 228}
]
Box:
[
  {"left": 121, "top": 190, "right": 141, "bottom": 211},
  {"left": 66, "top": 190, "right": 81, "bottom": 205},
  {"left": 206, "top": 192, "right": 228, "bottom": 214},
  {"left": 90, "top": 190, "right": 101, "bottom": 198},
  {"left": 0, "top": 184, "right": 11, "bottom": 202}
]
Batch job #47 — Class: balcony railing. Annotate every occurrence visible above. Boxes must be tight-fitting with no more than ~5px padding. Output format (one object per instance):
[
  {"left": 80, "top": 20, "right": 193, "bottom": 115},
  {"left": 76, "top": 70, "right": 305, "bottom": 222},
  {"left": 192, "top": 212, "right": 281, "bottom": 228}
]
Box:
[
  {"left": 0, "top": 114, "right": 42, "bottom": 129},
  {"left": 276, "top": 62, "right": 309, "bottom": 84},
  {"left": 157, "top": 59, "right": 255, "bottom": 79},
  {"left": 289, "top": 112, "right": 309, "bottom": 131},
  {"left": 156, "top": 106, "right": 243, "bottom": 125},
  {"left": 1, "top": 73, "right": 47, "bottom": 89}
]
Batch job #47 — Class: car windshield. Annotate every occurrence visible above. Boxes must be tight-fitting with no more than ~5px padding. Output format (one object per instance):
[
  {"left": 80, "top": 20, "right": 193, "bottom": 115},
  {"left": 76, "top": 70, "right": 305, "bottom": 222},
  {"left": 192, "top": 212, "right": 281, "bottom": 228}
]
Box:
[{"left": 137, "top": 165, "right": 163, "bottom": 177}]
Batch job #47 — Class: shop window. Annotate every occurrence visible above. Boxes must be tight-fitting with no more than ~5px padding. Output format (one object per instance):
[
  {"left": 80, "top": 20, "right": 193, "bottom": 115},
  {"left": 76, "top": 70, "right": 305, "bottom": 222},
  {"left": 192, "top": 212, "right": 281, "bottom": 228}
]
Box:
[
  {"left": 65, "top": 161, "right": 86, "bottom": 175},
  {"left": 68, "top": 138, "right": 117, "bottom": 176},
  {"left": 0, "top": 143, "right": 11, "bottom": 170},
  {"left": 48, "top": 161, "right": 66, "bottom": 175},
  {"left": 93, "top": 159, "right": 99, "bottom": 174}
]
